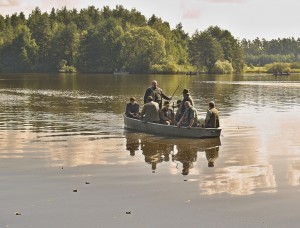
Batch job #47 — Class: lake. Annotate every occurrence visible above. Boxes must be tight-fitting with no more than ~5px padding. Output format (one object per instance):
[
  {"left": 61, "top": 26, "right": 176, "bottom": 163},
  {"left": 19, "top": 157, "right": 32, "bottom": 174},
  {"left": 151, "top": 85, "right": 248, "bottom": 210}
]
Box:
[{"left": 1, "top": 73, "right": 300, "bottom": 227}]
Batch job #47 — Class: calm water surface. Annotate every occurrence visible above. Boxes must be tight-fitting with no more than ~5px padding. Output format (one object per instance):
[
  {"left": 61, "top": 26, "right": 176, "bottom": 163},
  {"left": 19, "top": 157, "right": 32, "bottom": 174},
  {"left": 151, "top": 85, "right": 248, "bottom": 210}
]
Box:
[
  {"left": 1, "top": 73, "right": 300, "bottom": 194},
  {"left": 1, "top": 73, "right": 300, "bottom": 227}
]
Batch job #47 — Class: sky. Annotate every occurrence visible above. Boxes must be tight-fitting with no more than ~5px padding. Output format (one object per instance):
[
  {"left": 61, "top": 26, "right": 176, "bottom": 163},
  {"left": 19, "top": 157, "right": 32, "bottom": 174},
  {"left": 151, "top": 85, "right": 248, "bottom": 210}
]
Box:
[{"left": 0, "top": 0, "right": 300, "bottom": 40}]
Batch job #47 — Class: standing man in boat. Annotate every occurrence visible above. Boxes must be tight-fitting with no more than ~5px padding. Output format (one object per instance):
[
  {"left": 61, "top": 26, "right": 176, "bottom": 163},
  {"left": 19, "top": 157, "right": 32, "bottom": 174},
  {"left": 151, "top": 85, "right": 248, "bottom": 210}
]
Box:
[
  {"left": 140, "top": 96, "right": 160, "bottom": 123},
  {"left": 204, "top": 101, "right": 220, "bottom": 128},
  {"left": 144, "top": 80, "right": 171, "bottom": 109},
  {"left": 178, "top": 89, "right": 194, "bottom": 119},
  {"left": 177, "top": 101, "right": 199, "bottom": 128}
]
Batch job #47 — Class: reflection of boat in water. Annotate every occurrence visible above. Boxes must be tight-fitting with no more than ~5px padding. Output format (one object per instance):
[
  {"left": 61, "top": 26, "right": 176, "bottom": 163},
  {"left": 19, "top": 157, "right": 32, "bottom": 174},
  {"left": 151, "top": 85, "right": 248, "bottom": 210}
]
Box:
[
  {"left": 123, "top": 114, "right": 221, "bottom": 138},
  {"left": 124, "top": 132, "right": 221, "bottom": 174}
]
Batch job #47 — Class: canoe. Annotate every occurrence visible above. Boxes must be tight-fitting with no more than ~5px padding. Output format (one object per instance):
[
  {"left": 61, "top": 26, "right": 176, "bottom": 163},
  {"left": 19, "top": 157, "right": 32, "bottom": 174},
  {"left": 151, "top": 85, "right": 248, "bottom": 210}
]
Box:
[
  {"left": 113, "top": 71, "right": 129, "bottom": 75},
  {"left": 123, "top": 114, "right": 221, "bottom": 138}
]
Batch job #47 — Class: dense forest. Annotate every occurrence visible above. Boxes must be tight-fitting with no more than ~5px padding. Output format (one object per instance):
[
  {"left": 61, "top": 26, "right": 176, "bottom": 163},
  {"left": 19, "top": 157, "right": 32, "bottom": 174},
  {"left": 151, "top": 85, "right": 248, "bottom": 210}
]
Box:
[{"left": 0, "top": 5, "right": 299, "bottom": 74}]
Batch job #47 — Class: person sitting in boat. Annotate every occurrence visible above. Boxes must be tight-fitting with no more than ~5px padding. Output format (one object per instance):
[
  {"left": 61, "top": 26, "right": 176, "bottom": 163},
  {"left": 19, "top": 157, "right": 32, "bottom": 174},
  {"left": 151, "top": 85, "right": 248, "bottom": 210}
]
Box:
[
  {"left": 125, "top": 97, "right": 140, "bottom": 119},
  {"left": 143, "top": 80, "right": 171, "bottom": 109},
  {"left": 140, "top": 96, "right": 160, "bottom": 123},
  {"left": 173, "top": 99, "right": 182, "bottom": 124},
  {"left": 178, "top": 89, "right": 194, "bottom": 116},
  {"left": 204, "top": 101, "right": 220, "bottom": 128},
  {"left": 159, "top": 101, "right": 174, "bottom": 125},
  {"left": 177, "top": 101, "right": 198, "bottom": 128}
]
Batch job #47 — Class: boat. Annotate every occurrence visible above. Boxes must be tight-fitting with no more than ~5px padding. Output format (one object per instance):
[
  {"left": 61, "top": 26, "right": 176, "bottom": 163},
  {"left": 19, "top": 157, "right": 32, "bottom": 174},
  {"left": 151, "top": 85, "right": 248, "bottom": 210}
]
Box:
[
  {"left": 113, "top": 71, "right": 129, "bottom": 75},
  {"left": 123, "top": 114, "right": 221, "bottom": 138},
  {"left": 186, "top": 71, "right": 197, "bottom": 75},
  {"left": 273, "top": 72, "right": 290, "bottom": 76}
]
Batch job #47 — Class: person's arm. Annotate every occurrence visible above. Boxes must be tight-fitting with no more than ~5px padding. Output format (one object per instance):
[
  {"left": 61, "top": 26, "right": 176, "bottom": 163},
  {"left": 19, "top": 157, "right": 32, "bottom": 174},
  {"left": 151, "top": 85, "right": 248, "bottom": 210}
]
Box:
[
  {"left": 177, "top": 115, "right": 184, "bottom": 127},
  {"left": 188, "top": 118, "right": 195, "bottom": 128},
  {"left": 125, "top": 103, "right": 130, "bottom": 116},
  {"left": 144, "top": 88, "right": 151, "bottom": 104},
  {"left": 134, "top": 104, "right": 139, "bottom": 114},
  {"left": 160, "top": 89, "right": 170, "bottom": 100},
  {"left": 205, "top": 110, "right": 212, "bottom": 126},
  {"left": 187, "top": 108, "right": 196, "bottom": 128},
  {"left": 140, "top": 106, "right": 145, "bottom": 117}
]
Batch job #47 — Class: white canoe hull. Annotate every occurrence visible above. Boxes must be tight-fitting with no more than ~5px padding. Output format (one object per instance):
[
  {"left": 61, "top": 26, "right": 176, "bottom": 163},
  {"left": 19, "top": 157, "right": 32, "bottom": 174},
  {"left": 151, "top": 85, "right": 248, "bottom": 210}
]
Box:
[{"left": 123, "top": 114, "right": 221, "bottom": 138}]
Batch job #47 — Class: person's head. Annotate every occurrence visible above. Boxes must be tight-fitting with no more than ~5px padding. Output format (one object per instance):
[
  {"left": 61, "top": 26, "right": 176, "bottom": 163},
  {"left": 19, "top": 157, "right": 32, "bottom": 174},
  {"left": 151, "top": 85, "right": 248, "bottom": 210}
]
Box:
[
  {"left": 208, "top": 161, "right": 214, "bottom": 167},
  {"left": 130, "top": 97, "right": 136, "bottom": 104},
  {"left": 163, "top": 101, "right": 170, "bottom": 108},
  {"left": 184, "top": 101, "right": 191, "bottom": 108},
  {"left": 208, "top": 101, "right": 215, "bottom": 109},
  {"left": 182, "top": 89, "right": 189, "bottom": 94},
  {"left": 151, "top": 80, "right": 157, "bottom": 89},
  {"left": 176, "top": 99, "right": 181, "bottom": 107},
  {"left": 182, "top": 89, "right": 190, "bottom": 97},
  {"left": 147, "top": 96, "right": 154, "bottom": 102}
]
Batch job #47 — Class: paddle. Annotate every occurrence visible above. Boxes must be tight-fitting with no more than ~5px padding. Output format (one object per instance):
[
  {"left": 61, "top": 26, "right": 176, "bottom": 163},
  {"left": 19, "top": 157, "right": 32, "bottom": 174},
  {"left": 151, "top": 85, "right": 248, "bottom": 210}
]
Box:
[{"left": 170, "top": 84, "right": 179, "bottom": 101}]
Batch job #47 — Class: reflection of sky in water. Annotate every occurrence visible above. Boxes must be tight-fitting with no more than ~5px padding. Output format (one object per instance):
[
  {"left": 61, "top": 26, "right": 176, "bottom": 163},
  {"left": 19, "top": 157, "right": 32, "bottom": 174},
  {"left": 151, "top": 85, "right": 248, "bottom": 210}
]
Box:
[{"left": 0, "top": 73, "right": 299, "bottom": 196}]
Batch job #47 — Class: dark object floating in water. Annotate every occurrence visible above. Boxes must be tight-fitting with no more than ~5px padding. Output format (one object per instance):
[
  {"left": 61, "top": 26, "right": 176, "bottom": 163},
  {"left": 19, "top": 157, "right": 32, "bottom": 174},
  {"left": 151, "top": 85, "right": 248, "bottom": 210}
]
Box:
[
  {"left": 85, "top": 182, "right": 90, "bottom": 184},
  {"left": 73, "top": 189, "right": 78, "bottom": 192},
  {"left": 15, "top": 212, "right": 21, "bottom": 215},
  {"left": 273, "top": 72, "right": 290, "bottom": 76},
  {"left": 126, "top": 211, "right": 131, "bottom": 214},
  {"left": 186, "top": 71, "right": 197, "bottom": 75}
]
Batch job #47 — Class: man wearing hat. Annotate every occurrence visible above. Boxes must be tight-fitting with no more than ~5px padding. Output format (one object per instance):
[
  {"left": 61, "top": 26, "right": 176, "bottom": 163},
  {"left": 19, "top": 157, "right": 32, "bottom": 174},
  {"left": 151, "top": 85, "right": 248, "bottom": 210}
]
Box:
[
  {"left": 159, "top": 101, "right": 174, "bottom": 125},
  {"left": 177, "top": 101, "right": 199, "bottom": 128},
  {"left": 178, "top": 88, "right": 194, "bottom": 118},
  {"left": 143, "top": 80, "right": 171, "bottom": 109},
  {"left": 140, "top": 96, "right": 160, "bottom": 123},
  {"left": 204, "top": 101, "right": 220, "bottom": 128}
]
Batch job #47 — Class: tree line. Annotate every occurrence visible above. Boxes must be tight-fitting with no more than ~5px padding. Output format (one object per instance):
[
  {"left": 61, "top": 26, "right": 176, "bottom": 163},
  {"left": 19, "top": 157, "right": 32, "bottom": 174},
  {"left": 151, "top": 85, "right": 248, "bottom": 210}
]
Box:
[
  {"left": 0, "top": 5, "right": 298, "bottom": 74},
  {"left": 242, "top": 37, "right": 300, "bottom": 66}
]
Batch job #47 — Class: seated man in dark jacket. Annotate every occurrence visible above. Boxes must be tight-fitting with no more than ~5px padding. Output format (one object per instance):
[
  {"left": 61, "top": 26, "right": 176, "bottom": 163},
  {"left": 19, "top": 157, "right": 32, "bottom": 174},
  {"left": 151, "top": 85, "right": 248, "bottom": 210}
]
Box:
[
  {"left": 159, "top": 101, "right": 174, "bottom": 125},
  {"left": 204, "top": 101, "right": 220, "bottom": 128},
  {"left": 125, "top": 97, "right": 140, "bottom": 119}
]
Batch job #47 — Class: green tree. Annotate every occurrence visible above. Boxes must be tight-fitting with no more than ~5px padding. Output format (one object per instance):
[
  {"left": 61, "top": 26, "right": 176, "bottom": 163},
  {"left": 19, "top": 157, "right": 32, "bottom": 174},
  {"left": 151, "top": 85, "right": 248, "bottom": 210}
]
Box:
[
  {"left": 48, "top": 23, "right": 80, "bottom": 71},
  {"left": 78, "top": 18, "right": 124, "bottom": 72},
  {"left": 0, "top": 26, "right": 38, "bottom": 72},
  {"left": 189, "top": 31, "right": 223, "bottom": 72},
  {"left": 120, "top": 26, "right": 166, "bottom": 73}
]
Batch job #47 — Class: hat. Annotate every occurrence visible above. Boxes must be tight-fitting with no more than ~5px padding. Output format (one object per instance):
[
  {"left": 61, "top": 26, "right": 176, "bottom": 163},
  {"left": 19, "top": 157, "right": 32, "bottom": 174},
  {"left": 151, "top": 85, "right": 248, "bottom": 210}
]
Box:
[
  {"left": 147, "top": 96, "right": 154, "bottom": 101},
  {"left": 182, "top": 89, "right": 189, "bottom": 94},
  {"left": 130, "top": 97, "right": 136, "bottom": 101},
  {"left": 209, "top": 101, "right": 215, "bottom": 107},
  {"left": 164, "top": 101, "right": 170, "bottom": 105}
]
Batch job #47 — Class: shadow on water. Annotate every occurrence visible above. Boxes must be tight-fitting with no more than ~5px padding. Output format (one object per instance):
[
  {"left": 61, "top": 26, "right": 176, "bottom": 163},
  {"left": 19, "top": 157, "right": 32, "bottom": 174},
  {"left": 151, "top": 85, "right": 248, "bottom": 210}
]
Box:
[{"left": 124, "top": 131, "right": 221, "bottom": 175}]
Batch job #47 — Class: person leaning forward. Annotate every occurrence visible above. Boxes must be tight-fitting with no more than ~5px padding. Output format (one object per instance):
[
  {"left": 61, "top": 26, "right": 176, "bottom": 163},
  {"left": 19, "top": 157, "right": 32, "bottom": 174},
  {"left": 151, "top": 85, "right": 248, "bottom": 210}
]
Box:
[
  {"left": 140, "top": 96, "right": 160, "bottom": 123},
  {"left": 178, "top": 89, "right": 194, "bottom": 116},
  {"left": 144, "top": 80, "right": 171, "bottom": 109},
  {"left": 177, "top": 101, "right": 198, "bottom": 128}
]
